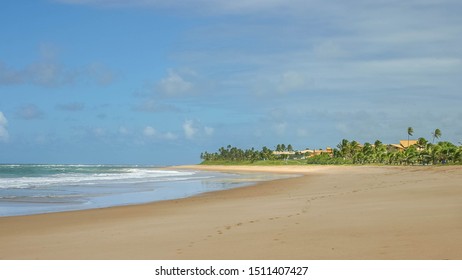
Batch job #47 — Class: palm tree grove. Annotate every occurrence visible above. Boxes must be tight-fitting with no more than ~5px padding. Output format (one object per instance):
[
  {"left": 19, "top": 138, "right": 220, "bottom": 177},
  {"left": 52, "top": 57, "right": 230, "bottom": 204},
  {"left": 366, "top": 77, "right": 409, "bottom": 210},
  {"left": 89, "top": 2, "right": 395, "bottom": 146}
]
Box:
[{"left": 200, "top": 128, "right": 462, "bottom": 165}]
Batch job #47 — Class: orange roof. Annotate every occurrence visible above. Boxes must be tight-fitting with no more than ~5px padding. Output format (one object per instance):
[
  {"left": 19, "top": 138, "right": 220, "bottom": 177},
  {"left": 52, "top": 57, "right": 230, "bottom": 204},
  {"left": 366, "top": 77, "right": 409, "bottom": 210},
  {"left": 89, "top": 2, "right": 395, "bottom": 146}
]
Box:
[{"left": 399, "top": 140, "right": 418, "bottom": 148}]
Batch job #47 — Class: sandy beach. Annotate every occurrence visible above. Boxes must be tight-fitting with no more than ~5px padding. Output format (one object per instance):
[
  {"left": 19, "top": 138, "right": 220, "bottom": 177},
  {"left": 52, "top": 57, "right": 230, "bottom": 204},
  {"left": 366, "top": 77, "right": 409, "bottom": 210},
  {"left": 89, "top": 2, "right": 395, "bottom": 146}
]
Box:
[{"left": 0, "top": 165, "right": 461, "bottom": 260}]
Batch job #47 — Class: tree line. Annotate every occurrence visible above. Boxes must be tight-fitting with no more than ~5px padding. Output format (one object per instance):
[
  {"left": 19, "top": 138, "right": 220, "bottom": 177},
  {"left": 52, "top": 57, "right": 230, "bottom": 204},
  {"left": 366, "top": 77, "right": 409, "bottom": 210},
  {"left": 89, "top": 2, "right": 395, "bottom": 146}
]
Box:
[
  {"left": 333, "top": 138, "right": 461, "bottom": 165},
  {"left": 200, "top": 128, "right": 462, "bottom": 165},
  {"left": 200, "top": 145, "right": 283, "bottom": 162}
]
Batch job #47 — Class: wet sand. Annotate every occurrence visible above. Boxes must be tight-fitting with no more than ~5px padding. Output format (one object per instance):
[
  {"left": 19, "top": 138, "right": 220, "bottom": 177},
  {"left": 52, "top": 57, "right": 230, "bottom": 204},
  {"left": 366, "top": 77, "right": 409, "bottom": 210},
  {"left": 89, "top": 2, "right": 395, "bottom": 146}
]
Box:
[{"left": 1, "top": 165, "right": 461, "bottom": 259}]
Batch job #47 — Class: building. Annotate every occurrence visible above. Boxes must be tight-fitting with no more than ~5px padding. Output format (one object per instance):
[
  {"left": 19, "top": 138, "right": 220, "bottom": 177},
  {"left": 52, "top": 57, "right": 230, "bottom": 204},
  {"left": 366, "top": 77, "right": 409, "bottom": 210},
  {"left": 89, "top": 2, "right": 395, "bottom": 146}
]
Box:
[
  {"left": 274, "top": 147, "right": 334, "bottom": 159},
  {"left": 387, "top": 140, "right": 418, "bottom": 152},
  {"left": 272, "top": 151, "right": 296, "bottom": 156}
]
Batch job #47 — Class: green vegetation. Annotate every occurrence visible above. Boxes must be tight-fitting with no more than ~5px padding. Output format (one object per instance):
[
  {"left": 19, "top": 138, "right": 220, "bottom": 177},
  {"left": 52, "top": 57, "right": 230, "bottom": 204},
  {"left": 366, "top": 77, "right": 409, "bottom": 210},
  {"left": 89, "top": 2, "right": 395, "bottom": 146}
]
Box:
[
  {"left": 201, "top": 145, "right": 280, "bottom": 163},
  {"left": 200, "top": 129, "right": 462, "bottom": 166},
  {"left": 305, "top": 153, "right": 352, "bottom": 165},
  {"left": 432, "top": 128, "right": 442, "bottom": 143},
  {"left": 407, "top": 126, "right": 414, "bottom": 148},
  {"left": 200, "top": 159, "right": 308, "bottom": 166},
  {"left": 333, "top": 138, "right": 461, "bottom": 165}
]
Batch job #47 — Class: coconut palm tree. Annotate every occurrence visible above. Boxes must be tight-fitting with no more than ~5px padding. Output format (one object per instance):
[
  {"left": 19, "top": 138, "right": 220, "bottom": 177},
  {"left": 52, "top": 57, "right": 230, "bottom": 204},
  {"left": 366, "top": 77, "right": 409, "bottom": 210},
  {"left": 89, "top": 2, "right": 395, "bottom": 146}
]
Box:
[
  {"left": 287, "top": 144, "right": 293, "bottom": 152},
  {"left": 416, "top": 137, "right": 430, "bottom": 165},
  {"left": 431, "top": 144, "right": 442, "bottom": 164},
  {"left": 407, "top": 127, "right": 414, "bottom": 148},
  {"left": 417, "top": 137, "right": 428, "bottom": 149},
  {"left": 361, "top": 142, "right": 374, "bottom": 164},
  {"left": 403, "top": 145, "right": 418, "bottom": 165},
  {"left": 438, "top": 141, "right": 457, "bottom": 164},
  {"left": 260, "top": 146, "right": 273, "bottom": 160},
  {"left": 374, "top": 140, "right": 387, "bottom": 163},
  {"left": 349, "top": 141, "right": 361, "bottom": 163},
  {"left": 432, "top": 128, "right": 442, "bottom": 143},
  {"left": 275, "top": 144, "right": 282, "bottom": 152},
  {"left": 455, "top": 146, "right": 462, "bottom": 163},
  {"left": 337, "top": 139, "right": 350, "bottom": 159}
]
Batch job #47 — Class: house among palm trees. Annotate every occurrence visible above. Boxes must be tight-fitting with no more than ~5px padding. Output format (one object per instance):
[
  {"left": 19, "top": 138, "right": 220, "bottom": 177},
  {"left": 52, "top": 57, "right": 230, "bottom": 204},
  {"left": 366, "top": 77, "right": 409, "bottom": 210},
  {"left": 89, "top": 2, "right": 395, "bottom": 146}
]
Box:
[
  {"left": 273, "top": 147, "right": 334, "bottom": 158},
  {"left": 272, "top": 151, "right": 296, "bottom": 156},
  {"left": 301, "top": 147, "right": 334, "bottom": 158},
  {"left": 387, "top": 140, "right": 418, "bottom": 152}
]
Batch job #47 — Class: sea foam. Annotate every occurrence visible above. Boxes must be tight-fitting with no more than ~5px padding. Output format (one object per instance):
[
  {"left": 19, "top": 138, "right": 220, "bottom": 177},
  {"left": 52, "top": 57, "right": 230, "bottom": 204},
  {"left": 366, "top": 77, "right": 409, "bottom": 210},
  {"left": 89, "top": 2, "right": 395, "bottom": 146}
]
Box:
[{"left": 0, "top": 164, "right": 293, "bottom": 216}]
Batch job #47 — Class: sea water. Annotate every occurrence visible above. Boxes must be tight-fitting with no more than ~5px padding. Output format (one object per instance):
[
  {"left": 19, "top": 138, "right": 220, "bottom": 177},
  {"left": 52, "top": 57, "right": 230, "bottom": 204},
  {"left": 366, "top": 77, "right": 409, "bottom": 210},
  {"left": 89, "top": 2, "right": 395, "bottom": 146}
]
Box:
[{"left": 0, "top": 164, "right": 291, "bottom": 217}]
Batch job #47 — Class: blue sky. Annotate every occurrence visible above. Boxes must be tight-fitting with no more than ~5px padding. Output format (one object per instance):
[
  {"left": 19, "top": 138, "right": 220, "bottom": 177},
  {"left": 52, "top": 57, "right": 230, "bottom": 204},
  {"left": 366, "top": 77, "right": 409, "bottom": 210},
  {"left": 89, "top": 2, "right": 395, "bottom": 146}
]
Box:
[{"left": 1, "top": 0, "right": 461, "bottom": 165}]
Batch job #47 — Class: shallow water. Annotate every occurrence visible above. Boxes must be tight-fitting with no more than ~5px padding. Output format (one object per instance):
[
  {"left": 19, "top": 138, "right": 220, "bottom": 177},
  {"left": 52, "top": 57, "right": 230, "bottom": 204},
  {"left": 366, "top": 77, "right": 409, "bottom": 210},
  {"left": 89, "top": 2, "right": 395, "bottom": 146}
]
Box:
[{"left": 0, "top": 165, "right": 292, "bottom": 216}]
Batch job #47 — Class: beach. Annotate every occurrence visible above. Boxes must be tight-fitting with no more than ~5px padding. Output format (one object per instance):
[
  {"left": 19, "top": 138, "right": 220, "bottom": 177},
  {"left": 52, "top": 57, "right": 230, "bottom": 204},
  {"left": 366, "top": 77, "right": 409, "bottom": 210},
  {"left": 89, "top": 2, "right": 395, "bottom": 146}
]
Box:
[{"left": 0, "top": 165, "right": 461, "bottom": 259}]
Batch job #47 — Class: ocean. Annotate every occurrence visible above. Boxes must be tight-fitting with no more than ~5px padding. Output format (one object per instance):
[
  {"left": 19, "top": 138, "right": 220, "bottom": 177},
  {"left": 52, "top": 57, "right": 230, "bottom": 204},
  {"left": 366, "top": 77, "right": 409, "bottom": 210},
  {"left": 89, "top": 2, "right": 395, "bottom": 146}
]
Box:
[{"left": 0, "top": 164, "right": 289, "bottom": 217}]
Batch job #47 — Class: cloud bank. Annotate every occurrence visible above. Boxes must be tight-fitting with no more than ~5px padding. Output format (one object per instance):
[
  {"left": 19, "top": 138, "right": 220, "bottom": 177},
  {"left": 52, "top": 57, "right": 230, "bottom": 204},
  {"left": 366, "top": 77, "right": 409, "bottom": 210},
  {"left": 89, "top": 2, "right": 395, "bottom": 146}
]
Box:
[
  {"left": 53, "top": 0, "right": 301, "bottom": 15},
  {"left": 16, "top": 104, "right": 45, "bottom": 120},
  {"left": 2, "top": 0, "right": 460, "bottom": 164},
  {"left": 0, "top": 45, "right": 115, "bottom": 88}
]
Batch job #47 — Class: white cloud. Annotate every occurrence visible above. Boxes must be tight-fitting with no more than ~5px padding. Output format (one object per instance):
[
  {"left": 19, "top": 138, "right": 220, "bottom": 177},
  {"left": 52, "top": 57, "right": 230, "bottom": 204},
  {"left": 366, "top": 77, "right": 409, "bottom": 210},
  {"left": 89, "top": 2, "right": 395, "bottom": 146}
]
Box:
[
  {"left": 181, "top": 120, "right": 215, "bottom": 140},
  {"left": 118, "top": 126, "right": 130, "bottom": 135},
  {"left": 93, "top": 127, "right": 106, "bottom": 137},
  {"left": 162, "top": 132, "right": 178, "bottom": 140},
  {"left": 143, "top": 126, "right": 177, "bottom": 140},
  {"left": 313, "top": 41, "right": 348, "bottom": 60},
  {"left": 0, "top": 112, "right": 7, "bottom": 127},
  {"left": 277, "top": 71, "right": 307, "bottom": 94},
  {"left": 204, "top": 126, "right": 214, "bottom": 136},
  {"left": 143, "top": 126, "right": 156, "bottom": 137},
  {"left": 183, "top": 120, "right": 197, "bottom": 140},
  {"left": 0, "top": 112, "right": 9, "bottom": 142},
  {"left": 158, "top": 69, "right": 194, "bottom": 96}
]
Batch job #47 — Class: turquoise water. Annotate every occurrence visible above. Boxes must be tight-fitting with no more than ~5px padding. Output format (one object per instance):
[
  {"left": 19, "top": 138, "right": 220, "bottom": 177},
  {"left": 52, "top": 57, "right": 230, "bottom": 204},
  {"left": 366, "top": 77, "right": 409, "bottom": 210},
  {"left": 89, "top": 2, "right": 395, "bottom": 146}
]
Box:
[{"left": 0, "top": 164, "right": 291, "bottom": 217}]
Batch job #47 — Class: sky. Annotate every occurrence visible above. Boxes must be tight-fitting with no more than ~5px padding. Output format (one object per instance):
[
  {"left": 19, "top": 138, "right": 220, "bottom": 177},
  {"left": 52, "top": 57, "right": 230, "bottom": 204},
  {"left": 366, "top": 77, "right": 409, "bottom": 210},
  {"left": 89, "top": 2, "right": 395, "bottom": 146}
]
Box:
[{"left": 1, "top": 0, "right": 461, "bottom": 165}]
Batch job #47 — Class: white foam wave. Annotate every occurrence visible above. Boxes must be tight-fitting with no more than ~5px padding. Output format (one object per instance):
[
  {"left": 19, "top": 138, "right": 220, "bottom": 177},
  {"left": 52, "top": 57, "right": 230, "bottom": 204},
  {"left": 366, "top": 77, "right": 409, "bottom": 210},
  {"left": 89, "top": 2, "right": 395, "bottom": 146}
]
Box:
[{"left": 0, "top": 169, "right": 197, "bottom": 189}]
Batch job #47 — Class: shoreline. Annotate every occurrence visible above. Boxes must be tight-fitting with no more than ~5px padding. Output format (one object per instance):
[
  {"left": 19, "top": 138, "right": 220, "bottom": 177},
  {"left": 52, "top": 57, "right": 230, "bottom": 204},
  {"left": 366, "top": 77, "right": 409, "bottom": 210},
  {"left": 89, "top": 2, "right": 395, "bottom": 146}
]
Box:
[
  {"left": 1, "top": 165, "right": 461, "bottom": 259},
  {"left": 0, "top": 167, "right": 291, "bottom": 218}
]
